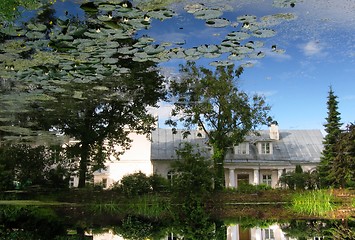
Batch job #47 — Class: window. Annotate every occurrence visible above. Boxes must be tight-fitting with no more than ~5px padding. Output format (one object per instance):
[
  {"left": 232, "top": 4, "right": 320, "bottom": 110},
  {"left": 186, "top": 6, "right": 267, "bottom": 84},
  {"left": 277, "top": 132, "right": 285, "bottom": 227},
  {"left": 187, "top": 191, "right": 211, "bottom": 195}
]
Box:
[
  {"left": 260, "top": 142, "right": 271, "bottom": 154},
  {"left": 262, "top": 175, "right": 272, "bottom": 186},
  {"left": 234, "top": 142, "right": 249, "bottom": 154},
  {"left": 102, "top": 178, "right": 107, "bottom": 188},
  {"left": 263, "top": 228, "right": 275, "bottom": 240}
]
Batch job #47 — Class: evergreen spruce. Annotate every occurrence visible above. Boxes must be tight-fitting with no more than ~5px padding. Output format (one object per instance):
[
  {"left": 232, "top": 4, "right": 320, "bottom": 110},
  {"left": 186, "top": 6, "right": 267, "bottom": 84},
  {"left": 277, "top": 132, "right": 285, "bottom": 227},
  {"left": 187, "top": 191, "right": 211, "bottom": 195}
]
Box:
[{"left": 318, "top": 86, "right": 342, "bottom": 187}]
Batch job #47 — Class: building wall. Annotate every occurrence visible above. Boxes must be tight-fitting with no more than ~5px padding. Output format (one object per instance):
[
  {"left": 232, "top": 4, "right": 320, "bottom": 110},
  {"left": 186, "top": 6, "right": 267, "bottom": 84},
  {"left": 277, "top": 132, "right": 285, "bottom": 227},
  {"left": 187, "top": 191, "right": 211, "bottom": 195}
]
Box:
[{"left": 93, "top": 132, "right": 153, "bottom": 188}]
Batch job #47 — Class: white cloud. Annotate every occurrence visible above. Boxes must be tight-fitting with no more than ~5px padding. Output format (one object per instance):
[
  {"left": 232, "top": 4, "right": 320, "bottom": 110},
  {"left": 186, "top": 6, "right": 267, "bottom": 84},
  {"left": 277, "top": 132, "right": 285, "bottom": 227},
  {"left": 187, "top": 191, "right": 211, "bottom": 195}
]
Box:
[
  {"left": 147, "top": 102, "right": 174, "bottom": 118},
  {"left": 252, "top": 90, "right": 278, "bottom": 97},
  {"left": 301, "top": 40, "right": 324, "bottom": 56}
]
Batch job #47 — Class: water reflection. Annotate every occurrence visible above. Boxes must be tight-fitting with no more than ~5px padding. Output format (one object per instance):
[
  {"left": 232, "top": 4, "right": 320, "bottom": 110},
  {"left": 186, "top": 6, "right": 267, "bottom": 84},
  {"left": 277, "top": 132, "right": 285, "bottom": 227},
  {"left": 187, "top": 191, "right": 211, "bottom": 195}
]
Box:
[{"left": 1, "top": 205, "right": 354, "bottom": 239}]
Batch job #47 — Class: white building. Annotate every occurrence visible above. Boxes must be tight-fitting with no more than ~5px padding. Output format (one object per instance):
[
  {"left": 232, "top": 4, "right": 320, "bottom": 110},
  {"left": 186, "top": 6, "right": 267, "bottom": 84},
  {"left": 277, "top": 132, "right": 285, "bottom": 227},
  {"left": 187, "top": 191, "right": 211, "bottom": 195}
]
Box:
[{"left": 93, "top": 125, "right": 324, "bottom": 189}]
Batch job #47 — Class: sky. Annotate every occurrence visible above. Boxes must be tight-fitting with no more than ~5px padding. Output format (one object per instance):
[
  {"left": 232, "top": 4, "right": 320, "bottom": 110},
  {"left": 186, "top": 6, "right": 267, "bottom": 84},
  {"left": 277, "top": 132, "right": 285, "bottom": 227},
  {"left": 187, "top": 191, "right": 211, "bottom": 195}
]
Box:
[{"left": 142, "top": 0, "right": 355, "bottom": 133}]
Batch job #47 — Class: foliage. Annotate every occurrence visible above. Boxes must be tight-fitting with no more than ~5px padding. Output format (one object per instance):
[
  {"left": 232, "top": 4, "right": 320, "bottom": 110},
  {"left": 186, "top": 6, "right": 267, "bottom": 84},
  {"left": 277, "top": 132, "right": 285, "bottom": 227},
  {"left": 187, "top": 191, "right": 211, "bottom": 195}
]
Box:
[
  {"left": 117, "top": 172, "right": 169, "bottom": 196},
  {"left": 171, "top": 142, "right": 214, "bottom": 198},
  {"left": 119, "top": 171, "right": 151, "bottom": 196},
  {"left": 279, "top": 165, "right": 319, "bottom": 190},
  {"left": 235, "top": 183, "right": 272, "bottom": 193},
  {"left": 0, "top": 205, "right": 66, "bottom": 239},
  {"left": 329, "top": 222, "right": 355, "bottom": 239},
  {"left": 0, "top": 143, "right": 71, "bottom": 189},
  {"left": 318, "top": 86, "right": 342, "bottom": 187},
  {"left": 291, "top": 190, "right": 334, "bottom": 217},
  {"left": 166, "top": 62, "right": 272, "bottom": 189},
  {"left": 281, "top": 220, "right": 333, "bottom": 239},
  {"left": 113, "top": 215, "right": 168, "bottom": 240},
  {"left": 331, "top": 123, "right": 355, "bottom": 188}
]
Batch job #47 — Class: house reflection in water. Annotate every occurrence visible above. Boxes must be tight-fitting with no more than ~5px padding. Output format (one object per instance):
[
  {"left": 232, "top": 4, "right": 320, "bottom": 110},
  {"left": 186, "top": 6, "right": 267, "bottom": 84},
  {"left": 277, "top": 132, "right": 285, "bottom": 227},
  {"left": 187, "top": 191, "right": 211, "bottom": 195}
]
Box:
[
  {"left": 88, "top": 224, "right": 325, "bottom": 239},
  {"left": 227, "top": 224, "right": 290, "bottom": 240}
]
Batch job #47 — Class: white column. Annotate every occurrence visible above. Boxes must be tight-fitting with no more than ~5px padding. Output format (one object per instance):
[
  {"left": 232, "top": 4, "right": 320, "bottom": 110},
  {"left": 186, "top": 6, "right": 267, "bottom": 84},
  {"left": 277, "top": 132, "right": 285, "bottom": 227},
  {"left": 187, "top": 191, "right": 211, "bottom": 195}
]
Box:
[
  {"left": 227, "top": 225, "right": 239, "bottom": 240},
  {"left": 229, "top": 168, "right": 235, "bottom": 188},
  {"left": 253, "top": 169, "right": 259, "bottom": 185},
  {"left": 277, "top": 169, "right": 283, "bottom": 187},
  {"left": 253, "top": 227, "right": 262, "bottom": 240}
]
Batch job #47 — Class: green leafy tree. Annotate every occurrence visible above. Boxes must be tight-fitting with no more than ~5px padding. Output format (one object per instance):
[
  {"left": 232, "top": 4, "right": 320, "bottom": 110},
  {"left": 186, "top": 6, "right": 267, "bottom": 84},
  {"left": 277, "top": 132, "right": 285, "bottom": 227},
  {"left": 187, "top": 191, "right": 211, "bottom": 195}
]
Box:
[
  {"left": 171, "top": 142, "right": 214, "bottom": 197},
  {"left": 0, "top": 4, "right": 166, "bottom": 187},
  {"left": 167, "top": 62, "right": 272, "bottom": 189},
  {"left": 332, "top": 123, "right": 355, "bottom": 188},
  {"left": 318, "top": 86, "right": 342, "bottom": 187}
]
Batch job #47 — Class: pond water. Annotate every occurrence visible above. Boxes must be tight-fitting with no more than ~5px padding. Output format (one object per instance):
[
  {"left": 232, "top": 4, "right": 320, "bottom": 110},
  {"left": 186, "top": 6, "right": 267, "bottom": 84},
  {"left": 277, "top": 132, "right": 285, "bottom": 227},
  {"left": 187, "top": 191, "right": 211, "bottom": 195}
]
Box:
[
  {"left": 1, "top": 0, "right": 355, "bottom": 239},
  {"left": 0, "top": 205, "right": 354, "bottom": 240}
]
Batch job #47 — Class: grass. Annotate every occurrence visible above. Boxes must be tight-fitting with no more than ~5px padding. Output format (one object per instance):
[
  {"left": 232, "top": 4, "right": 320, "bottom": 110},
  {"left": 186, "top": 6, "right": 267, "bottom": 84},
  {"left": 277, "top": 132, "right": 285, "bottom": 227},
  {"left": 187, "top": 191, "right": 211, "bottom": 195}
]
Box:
[
  {"left": 89, "top": 194, "right": 171, "bottom": 218},
  {"left": 291, "top": 190, "right": 334, "bottom": 217},
  {"left": 0, "top": 200, "right": 75, "bottom": 206}
]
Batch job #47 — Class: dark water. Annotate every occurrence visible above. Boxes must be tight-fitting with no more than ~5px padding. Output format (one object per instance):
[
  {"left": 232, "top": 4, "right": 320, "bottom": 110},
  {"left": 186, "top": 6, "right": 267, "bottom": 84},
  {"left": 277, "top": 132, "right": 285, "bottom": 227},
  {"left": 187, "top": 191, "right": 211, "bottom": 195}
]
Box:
[{"left": 0, "top": 204, "right": 354, "bottom": 239}]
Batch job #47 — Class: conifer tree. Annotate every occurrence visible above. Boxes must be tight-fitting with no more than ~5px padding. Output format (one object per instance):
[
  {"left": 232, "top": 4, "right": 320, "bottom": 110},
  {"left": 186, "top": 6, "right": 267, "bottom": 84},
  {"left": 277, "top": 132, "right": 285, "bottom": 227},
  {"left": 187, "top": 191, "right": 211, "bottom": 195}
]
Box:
[{"left": 318, "top": 86, "right": 342, "bottom": 187}]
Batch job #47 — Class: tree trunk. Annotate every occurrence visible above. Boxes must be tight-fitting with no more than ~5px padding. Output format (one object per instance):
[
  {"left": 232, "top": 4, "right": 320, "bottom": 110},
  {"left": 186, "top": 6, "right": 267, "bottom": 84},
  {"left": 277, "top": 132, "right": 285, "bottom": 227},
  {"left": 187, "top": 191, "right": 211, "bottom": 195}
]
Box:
[
  {"left": 212, "top": 146, "right": 226, "bottom": 190},
  {"left": 78, "top": 142, "right": 90, "bottom": 188}
]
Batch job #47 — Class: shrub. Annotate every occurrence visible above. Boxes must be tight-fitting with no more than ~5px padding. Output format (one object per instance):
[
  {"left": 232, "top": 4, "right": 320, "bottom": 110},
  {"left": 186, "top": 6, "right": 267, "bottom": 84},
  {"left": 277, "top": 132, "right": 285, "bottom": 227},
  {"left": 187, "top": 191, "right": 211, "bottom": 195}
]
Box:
[
  {"left": 120, "top": 171, "right": 151, "bottom": 196},
  {"left": 148, "top": 173, "right": 170, "bottom": 192}
]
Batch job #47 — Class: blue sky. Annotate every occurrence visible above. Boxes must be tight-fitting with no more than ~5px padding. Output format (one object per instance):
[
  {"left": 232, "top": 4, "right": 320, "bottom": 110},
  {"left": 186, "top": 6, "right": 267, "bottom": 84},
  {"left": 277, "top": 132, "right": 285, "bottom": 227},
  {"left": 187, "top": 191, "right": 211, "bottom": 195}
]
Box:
[{"left": 144, "top": 0, "right": 355, "bottom": 133}]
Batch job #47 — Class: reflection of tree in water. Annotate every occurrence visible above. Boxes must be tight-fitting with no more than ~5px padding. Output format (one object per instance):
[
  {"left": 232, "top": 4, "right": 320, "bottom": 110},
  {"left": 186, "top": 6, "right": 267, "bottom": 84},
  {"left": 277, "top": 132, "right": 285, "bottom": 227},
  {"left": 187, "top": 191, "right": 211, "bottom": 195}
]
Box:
[
  {"left": 0, "top": 205, "right": 66, "bottom": 239},
  {"left": 281, "top": 219, "right": 355, "bottom": 240},
  {"left": 113, "top": 215, "right": 169, "bottom": 240}
]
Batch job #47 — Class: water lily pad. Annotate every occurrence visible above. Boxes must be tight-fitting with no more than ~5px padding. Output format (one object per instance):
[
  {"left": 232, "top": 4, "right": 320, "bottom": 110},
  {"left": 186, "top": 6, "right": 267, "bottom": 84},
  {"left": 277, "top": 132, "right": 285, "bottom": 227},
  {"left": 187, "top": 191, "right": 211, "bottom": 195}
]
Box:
[
  {"left": 204, "top": 52, "right": 221, "bottom": 58},
  {"left": 228, "top": 53, "right": 245, "bottom": 61},
  {"left": 249, "top": 51, "right": 265, "bottom": 59},
  {"left": 206, "top": 18, "right": 230, "bottom": 28},
  {"left": 26, "top": 31, "right": 45, "bottom": 39},
  {"left": 147, "top": 9, "right": 175, "bottom": 20},
  {"left": 98, "top": 14, "right": 114, "bottom": 21},
  {"left": 0, "top": 25, "right": 26, "bottom": 36},
  {"left": 253, "top": 28, "right": 276, "bottom": 38},
  {"left": 241, "top": 62, "right": 254, "bottom": 68},
  {"left": 117, "top": 46, "right": 138, "bottom": 54},
  {"left": 98, "top": 4, "right": 117, "bottom": 11},
  {"left": 209, "top": 60, "right": 234, "bottom": 67},
  {"left": 234, "top": 46, "right": 254, "bottom": 54},
  {"left": 144, "top": 45, "right": 165, "bottom": 55},
  {"left": 197, "top": 44, "right": 219, "bottom": 53},
  {"left": 184, "top": 3, "right": 205, "bottom": 13},
  {"left": 226, "top": 31, "right": 250, "bottom": 41},
  {"left": 27, "top": 23, "right": 47, "bottom": 32},
  {"left": 194, "top": 9, "right": 222, "bottom": 20},
  {"left": 237, "top": 15, "right": 257, "bottom": 23},
  {"left": 184, "top": 47, "right": 200, "bottom": 56}
]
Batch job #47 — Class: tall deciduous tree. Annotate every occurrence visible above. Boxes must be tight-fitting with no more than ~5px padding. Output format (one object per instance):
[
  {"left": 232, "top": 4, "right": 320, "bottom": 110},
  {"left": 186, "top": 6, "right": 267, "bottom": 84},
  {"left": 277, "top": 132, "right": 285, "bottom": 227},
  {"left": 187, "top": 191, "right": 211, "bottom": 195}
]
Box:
[
  {"left": 166, "top": 62, "right": 272, "bottom": 190},
  {"left": 318, "top": 86, "right": 342, "bottom": 187},
  {"left": 34, "top": 60, "right": 165, "bottom": 188}
]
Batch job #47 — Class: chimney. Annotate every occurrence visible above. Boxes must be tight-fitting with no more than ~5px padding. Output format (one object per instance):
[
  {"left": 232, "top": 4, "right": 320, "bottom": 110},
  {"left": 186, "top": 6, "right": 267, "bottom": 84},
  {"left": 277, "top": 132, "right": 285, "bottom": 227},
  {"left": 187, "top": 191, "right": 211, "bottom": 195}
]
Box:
[{"left": 269, "top": 122, "right": 279, "bottom": 140}]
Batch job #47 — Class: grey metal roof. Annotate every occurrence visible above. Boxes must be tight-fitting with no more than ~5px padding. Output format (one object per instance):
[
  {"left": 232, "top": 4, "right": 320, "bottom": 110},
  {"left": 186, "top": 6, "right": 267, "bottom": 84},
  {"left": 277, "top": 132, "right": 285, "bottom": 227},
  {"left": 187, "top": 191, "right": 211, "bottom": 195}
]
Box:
[{"left": 151, "top": 128, "right": 324, "bottom": 163}]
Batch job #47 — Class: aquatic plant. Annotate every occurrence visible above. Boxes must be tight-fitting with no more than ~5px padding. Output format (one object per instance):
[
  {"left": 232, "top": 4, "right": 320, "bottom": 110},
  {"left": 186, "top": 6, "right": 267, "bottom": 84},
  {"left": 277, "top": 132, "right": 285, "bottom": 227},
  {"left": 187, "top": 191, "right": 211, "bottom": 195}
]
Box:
[{"left": 291, "top": 190, "right": 334, "bottom": 217}]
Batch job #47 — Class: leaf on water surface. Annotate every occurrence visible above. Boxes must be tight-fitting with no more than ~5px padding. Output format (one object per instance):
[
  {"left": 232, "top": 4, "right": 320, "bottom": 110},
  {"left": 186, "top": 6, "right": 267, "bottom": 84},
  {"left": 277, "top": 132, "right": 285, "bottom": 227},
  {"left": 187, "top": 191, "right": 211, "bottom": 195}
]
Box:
[
  {"left": 197, "top": 44, "right": 219, "bottom": 53},
  {"left": 147, "top": 9, "right": 175, "bottom": 20},
  {"left": 206, "top": 18, "right": 230, "bottom": 28},
  {"left": 25, "top": 31, "right": 46, "bottom": 40},
  {"left": 252, "top": 28, "right": 277, "bottom": 38},
  {"left": 193, "top": 9, "right": 223, "bottom": 20},
  {"left": 209, "top": 60, "right": 234, "bottom": 67},
  {"left": 228, "top": 53, "right": 245, "bottom": 61},
  {"left": 226, "top": 31, "right": 250, "bottom": 41},
  {"left": 237, "top": 15, "right": 257, "bottom": 23},
  {"left": 27, "top": 22, "right": 47, "bottom": 32}
]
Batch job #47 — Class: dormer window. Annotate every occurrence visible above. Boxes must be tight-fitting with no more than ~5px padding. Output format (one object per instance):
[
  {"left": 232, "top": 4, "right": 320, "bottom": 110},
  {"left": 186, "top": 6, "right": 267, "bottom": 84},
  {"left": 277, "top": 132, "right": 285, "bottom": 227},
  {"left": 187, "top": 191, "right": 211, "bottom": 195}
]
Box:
[
  {"left": 234, "top": 142, "right": 249, "bottom": 155},
  {"left": 259, "top": 142, "right": 272, "bottom": 154}
]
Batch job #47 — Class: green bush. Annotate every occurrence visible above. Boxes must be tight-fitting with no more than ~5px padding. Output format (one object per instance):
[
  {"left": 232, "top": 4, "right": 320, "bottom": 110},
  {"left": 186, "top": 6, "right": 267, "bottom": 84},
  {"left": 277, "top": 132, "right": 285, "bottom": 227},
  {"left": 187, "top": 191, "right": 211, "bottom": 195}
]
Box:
[
  {"left": 236, "top": 183, "right": 272, "bottom": 193},
  {"left": 148, "top": 173, "right": 170, "bottom": 192},
  {"left": 120, "top": 172, "right": 151, "bottom": 196}
]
